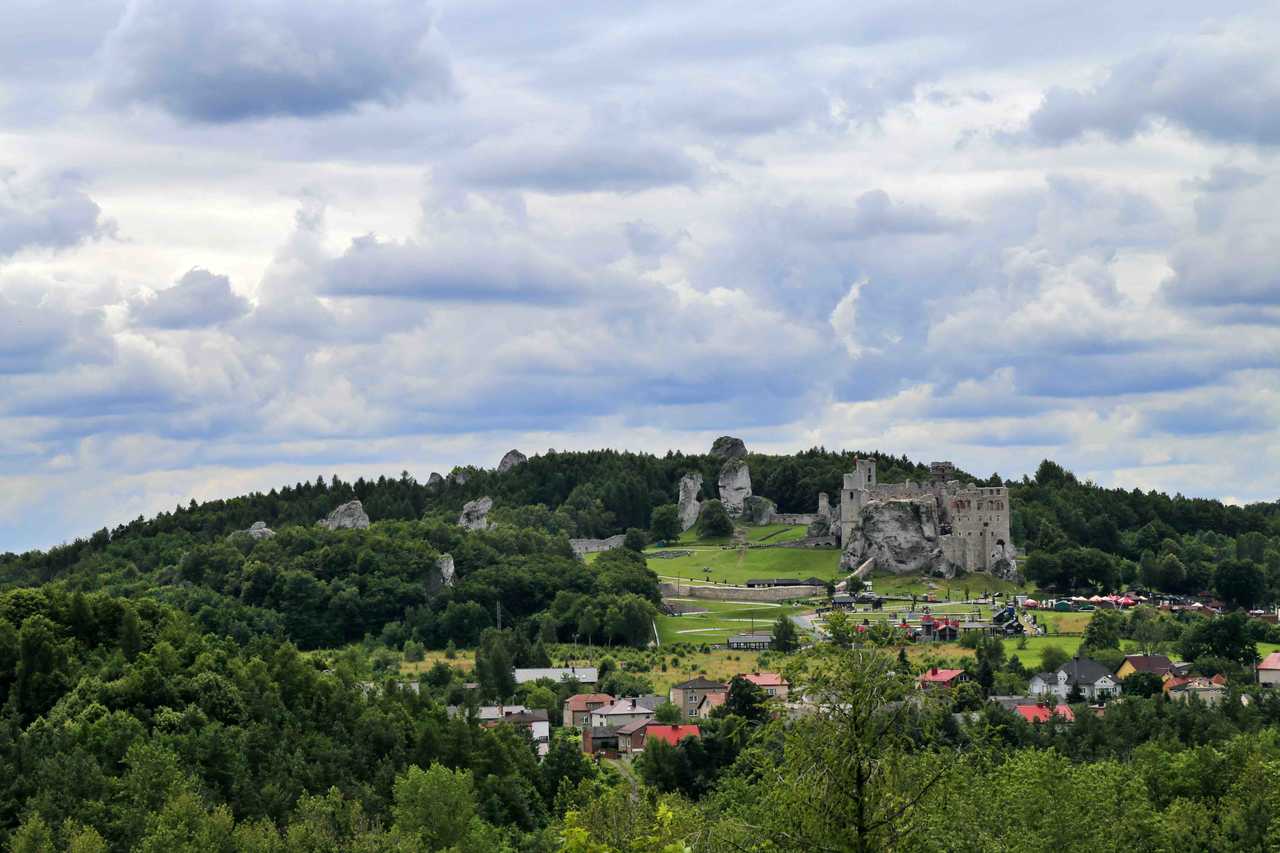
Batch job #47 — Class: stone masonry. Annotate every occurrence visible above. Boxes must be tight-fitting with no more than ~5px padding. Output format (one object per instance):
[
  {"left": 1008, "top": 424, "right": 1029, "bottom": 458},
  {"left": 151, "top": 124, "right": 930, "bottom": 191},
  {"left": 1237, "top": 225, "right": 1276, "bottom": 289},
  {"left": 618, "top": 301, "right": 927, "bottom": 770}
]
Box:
[{"left": 839, "top": 459, "right": 1016, "bottom": 578}]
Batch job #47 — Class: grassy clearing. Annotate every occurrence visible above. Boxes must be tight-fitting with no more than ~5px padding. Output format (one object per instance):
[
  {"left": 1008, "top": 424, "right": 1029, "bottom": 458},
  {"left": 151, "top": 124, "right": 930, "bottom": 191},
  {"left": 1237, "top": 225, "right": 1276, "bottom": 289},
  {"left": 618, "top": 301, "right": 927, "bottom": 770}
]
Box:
[
  {"left": 648, "top": 545, "right": 840, "bottom": 587},
  {"left": 743, "top": 524, "right": 811, "bottom": 543},
  {"left": 1032, "top": 610, "right": 1094, "bottom": 635},
  {"left": 656, "top": 599, "right": 809, "bottom": 645}
]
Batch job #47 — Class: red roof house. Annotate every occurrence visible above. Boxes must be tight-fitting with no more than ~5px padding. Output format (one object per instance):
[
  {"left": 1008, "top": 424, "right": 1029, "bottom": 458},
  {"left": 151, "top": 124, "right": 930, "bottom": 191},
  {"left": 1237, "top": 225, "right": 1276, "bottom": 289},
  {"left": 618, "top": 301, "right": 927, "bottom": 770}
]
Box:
[
  {"left": 644, "top": 725, "right": 701, "bottom": 747},
  {"left": 916, "top": 667, "right": 968, "bottom": 689},
  {"left": 741, "top": 672, "right": 790, "bottom": 699},
  {"left": 1014, "top": 704, "right": 1075, "bottom": 724}
]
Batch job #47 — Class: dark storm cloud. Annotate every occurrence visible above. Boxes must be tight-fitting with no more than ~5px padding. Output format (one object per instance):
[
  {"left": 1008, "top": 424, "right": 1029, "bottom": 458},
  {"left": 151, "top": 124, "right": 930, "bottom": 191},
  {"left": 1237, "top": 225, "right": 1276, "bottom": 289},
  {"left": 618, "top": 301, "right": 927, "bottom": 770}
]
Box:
[
  {"left": 129, "top": 268, "right": 250, "bottom": 329},
  {"left": 100, "top": 0, "right": 452, "bottom": 122}
]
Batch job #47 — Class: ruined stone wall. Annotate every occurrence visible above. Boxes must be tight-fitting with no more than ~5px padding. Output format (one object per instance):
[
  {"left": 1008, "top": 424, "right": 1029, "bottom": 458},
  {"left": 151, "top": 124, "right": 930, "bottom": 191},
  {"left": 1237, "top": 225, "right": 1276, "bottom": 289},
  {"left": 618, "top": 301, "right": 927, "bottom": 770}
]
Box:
[
  {"left": 660, "top": 583, "right": 823, "bottom": 602},
  {"left": 772, "top": 513, "right": 820, "bottom": 525},
  {"left": 570, "top": 534, "right": 627, "bottom": 557}
]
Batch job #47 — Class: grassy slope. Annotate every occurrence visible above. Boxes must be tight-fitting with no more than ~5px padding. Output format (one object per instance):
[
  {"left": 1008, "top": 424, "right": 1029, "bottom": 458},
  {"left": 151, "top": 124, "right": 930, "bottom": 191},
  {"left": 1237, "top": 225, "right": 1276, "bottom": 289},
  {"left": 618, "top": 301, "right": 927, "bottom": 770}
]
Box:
[
  {"left": 646, "top": 545, "right": 841, "bottom": 587},
  {"left": 655, "top": 599, "right": 809, "bottom": 645}
]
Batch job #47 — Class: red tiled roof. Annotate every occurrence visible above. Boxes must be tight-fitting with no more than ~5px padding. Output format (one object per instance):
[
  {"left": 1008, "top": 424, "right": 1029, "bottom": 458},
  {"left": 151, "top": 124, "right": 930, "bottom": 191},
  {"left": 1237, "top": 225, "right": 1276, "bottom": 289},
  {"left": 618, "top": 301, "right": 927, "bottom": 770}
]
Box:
[
  {"left": 917, "top": 667, "right": 965, "bottom": 683},
  {"left": 1015, "top": 704, "right": 1075, "bottom": 724},
  {"left": 742, "top": 672, "right": 787, "bottom": 688},
  {"left": 645, "top": 725, "right": 700, "bottom": 746},
  {"left": 565, "top": 693, "right": 614, "bottom": 712},
  {"left": 1259, "top": 652, "right": 1280, "bottom": 671}
]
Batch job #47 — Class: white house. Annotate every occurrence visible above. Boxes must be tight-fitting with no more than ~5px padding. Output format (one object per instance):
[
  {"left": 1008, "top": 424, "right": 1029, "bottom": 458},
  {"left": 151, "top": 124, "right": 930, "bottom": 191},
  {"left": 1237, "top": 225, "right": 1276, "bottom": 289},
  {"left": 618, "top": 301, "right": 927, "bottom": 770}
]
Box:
[
  {"left": 589, "top": 696, "right": 662, "bottom": 728},
  {"left": 480, "top": 708, "right": 551, "bottom": 757},
  {"left": 1029, "top": 657, "right": 1119, "bottom": 701},
  {"left": 1259, "top": 652, "right": 1280, "bottom": 687}
]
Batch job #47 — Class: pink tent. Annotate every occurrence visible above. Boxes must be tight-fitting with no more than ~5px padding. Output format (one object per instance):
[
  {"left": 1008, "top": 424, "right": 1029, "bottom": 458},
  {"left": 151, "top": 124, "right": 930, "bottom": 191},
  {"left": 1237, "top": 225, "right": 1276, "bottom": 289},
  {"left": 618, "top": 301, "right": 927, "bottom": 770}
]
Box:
[
  {"left": 1118, "top": 597, "right": 1136, "bottom": 606},
  {"left": 1024, "top": 599, "right": 1039, "bottom": 609},
  {"left": 1088, "top": 595, "right": 1104, "bottom": 603}
]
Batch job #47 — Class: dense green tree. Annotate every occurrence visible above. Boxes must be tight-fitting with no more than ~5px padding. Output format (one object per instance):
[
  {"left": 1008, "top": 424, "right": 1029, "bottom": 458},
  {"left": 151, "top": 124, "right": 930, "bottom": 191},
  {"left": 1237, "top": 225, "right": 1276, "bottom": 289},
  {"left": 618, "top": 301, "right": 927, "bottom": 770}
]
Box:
[
  {"left": 1215, "top": 559, "right": 1265, "bottom": 610},
  {"left": 696, "top": 501, "right": 733, "bottom": 539},
  {"left": 648, "top": 504, "right": 682, "bottom": 544},
  {"left": 772, "top": 613, "right": 799, "bottom": 652}
]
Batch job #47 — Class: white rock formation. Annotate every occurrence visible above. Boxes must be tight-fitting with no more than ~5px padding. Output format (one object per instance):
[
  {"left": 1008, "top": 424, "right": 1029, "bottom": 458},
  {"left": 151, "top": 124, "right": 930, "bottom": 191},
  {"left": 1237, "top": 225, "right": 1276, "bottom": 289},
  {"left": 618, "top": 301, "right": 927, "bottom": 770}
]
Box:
[
  {"left": 428, "top": 472, "right": 444, "bottom": 488},
  {"left": 437, "top": 554, "right": 456, "bottom": 587},
  {"left": 677, "top": 473, "right": 703, "bottom": 531},
  {"left": 717, "top": 458, "right": 752, "bottom": 515},
  {"left": 840, "top": 498, "right": 944, "bottom": 575},
  {"left": 498, "top": 449, "right": 527, "bottom": 472},
  {"left": 458, "top": 496, "right": 494, "bottom": 531},
  {"left": 229, "top": 521, "right": 275, "bottom": 541},
  {"left": 318, "top": 501, "right": 371, "bottom": 531}
]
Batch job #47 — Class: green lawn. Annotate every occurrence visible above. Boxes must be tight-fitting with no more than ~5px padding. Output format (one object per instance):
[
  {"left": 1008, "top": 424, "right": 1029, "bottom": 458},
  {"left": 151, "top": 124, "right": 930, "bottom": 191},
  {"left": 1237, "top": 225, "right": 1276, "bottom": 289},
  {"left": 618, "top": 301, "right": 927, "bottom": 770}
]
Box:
[
  {"left": 647, "top": 545, "right": 840, "bottom": 587},
  {"left": 743, "top": 524, "right": 811, "bottom": 543},
  {"left": 865, "top": 572, "right": 1035, "bottom": 600},
  {"left": 656, "top": 599, "right": 808, "bottom": 645}
]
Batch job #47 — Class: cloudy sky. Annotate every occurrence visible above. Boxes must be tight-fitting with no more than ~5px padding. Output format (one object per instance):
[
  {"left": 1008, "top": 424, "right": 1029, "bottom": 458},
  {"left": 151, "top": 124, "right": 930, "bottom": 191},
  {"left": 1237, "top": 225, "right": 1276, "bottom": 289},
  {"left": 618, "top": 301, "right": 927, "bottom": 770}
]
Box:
[{"left": 2, "top": 0, "right": 1278, "bottom": 551}]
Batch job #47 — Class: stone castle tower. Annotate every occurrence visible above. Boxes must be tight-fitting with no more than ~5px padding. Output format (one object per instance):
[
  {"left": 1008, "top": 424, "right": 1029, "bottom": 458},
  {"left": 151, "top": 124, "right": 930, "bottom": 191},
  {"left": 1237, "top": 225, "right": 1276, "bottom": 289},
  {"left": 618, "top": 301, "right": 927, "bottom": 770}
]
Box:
[{"left": 839, "top": 458, "right": 1015, "bottom": 575}]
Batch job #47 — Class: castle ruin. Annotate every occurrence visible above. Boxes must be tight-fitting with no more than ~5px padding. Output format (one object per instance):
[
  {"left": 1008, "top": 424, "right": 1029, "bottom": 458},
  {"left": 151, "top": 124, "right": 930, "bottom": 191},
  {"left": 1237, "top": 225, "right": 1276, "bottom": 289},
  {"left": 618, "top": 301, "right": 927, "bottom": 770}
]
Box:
[{"left": 839, "top": 458, "right": 1016, "bottom": 578}]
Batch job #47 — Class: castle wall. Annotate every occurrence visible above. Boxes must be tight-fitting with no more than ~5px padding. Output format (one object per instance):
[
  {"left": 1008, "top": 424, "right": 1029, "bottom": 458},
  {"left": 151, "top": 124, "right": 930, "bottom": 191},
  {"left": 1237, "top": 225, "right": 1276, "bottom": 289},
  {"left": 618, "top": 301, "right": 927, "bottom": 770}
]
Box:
[{"left": 840, "top": 459, "right": 1014, "bottom": 573}]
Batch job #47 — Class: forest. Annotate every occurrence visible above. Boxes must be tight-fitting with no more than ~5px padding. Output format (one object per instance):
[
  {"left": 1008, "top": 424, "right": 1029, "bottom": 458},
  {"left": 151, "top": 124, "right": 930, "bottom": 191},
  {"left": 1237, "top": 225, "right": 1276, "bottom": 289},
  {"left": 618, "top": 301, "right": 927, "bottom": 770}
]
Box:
[{"left": 1, "top": 447, "right": 1279, "bottom": 850}]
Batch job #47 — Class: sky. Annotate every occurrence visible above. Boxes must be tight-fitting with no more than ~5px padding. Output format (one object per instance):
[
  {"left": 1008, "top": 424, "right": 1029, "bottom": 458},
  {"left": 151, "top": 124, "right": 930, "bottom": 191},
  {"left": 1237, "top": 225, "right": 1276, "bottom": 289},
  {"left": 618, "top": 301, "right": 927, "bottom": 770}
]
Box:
[{"left": 2, "top": 1, "right": 1278, "bottom": 552}]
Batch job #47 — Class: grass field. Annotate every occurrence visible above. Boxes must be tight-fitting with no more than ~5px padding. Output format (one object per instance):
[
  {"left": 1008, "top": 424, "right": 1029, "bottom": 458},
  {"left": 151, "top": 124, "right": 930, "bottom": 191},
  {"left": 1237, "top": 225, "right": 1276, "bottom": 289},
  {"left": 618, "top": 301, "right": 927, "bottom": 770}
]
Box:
[
  {"left": 743, "top": 524, "right": 811, "bottom": 543},
  {"left": 656, "top": 598, "right": 808, "bottom": 645},
  {"left": 647, "top": 544, "right": 841, "bottom": 587},
  {"left": 1032, "top": 610, "right": 1094, "bottom": 634},
  {"left": 865, "top": 572, "right": 1034, "bottom": 600}
]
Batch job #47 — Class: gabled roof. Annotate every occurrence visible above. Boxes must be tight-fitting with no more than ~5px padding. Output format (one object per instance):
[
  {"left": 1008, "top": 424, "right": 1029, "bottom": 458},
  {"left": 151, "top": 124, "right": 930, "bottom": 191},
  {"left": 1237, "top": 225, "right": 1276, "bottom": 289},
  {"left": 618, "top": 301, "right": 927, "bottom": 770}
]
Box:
[
  {"left": 514, "top": 667, "right": 598, "bottom": 684},
  {"left": 1015, "top": 704, "right": 1075, "bottom": 723},
  {"left": 593, "top": 698, "right": 657, "bottom": 717},
  {"left": 644, "top": 725, "right": 701, "bottom": 746},
  {"left": 1059, "top": 657, "right": 1111, "bottom": 686},
  {"left": 697, "top": 690, "right": 727, "bottom": 711},
  {"left": 673, "top": 676, "right": 727, "bottom": 690},
  {"left": 917, "top": 667, "right": 965, "bottom": 683},
  {"left": 1260, "top": 652, "right": 1280, "bottom": 671},
  {"left": 483, "top": 709, "right": 549, "bottom": 726},
  {"left": 742, "top": 672, "right": 787, "bottom": 688},
  {"left": 564, "top": 693, "right": 614, "bottom": 712},
  {"left": 1120, "top": 654, "right": 1173, "bottom": 675}
]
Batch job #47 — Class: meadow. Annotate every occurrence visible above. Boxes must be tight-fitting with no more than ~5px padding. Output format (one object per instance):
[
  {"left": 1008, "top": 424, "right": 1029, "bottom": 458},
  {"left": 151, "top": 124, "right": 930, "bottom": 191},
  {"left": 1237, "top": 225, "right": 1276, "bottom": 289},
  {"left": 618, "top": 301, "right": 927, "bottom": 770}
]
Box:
[
  {"left": 655, "top": 598, "right": 809, "bottom": 645},
  {"left": 646, "top": 542, "right": 841, "bottom": 587}
]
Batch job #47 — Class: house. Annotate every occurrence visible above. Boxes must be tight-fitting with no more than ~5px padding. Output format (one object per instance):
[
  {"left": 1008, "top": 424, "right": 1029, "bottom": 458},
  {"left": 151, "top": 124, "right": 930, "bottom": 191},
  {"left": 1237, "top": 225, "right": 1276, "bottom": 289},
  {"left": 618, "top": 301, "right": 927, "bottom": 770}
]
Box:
[
  {"left": 916, "top": 667, "right": 968, "bottom": 689},
  {"left": 831, "top": 593, "right": 855, "bottom": 609},
  {"left": 1259, "top": 652, "right": 1280, "bottom": 687},
  {"left": 694, "top": 690, "right": 726, "bottom": 718},
  {"left": 1114, "top": 654, "right": 1174, "bottom": 681},
  {"left": 1029, "top": 657, "right": 1120, "bottom": 701},
  {"left": 1165, "top": 674, "right": 1228, "bottom": 705},
  {"left": 670, "top": 676, "right": 728, "bottom": 718},
  {"left": 589, "top": 696, "right": 660, "bottom": 728},
  {"left": 727, "top": 632, "right": 773, "bottom": 651},
  {"left": 444, "top": 704, "right": 528, "bottom": 722},
  {"left": 481, "top": 709, "right": 551, "bottom": 757},
  {"left": 582, "top": 725, "right": 619, "bottom": 756},
  {"left": 563, "top": 693, "right": 614, "bottom": 727},
  {"left": 514, "top": 667, "right": 598, "bottom": 686},
  {"left": 742, "top": 672, "right": 790, "bottom": 700},
  {"left": 643, "top": 725, "right": 701, "bottom": 747},
  {"left": 1014, "top": 704, "right": 1076, "bottom": 724},
  {"left": 616, "top": 719, "right": 654, "bottom": 754}
]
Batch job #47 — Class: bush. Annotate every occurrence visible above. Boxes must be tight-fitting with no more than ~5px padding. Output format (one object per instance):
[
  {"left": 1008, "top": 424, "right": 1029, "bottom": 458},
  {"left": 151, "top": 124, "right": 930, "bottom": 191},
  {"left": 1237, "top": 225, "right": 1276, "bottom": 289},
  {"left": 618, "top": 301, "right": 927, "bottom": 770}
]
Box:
[
  {"left": 697, "top": 500, "right": 733, "bottom": 538},
  {"left": 403, "top": 640, "right": 425, "bottom": 662}
]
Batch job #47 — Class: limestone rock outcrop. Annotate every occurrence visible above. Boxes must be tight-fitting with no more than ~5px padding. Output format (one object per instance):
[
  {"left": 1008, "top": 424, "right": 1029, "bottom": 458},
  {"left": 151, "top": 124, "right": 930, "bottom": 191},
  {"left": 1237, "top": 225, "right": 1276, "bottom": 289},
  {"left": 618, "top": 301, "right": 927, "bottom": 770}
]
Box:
[
  {"left": 229, "top": 521, "right": 275, "bottom": 541},
  {"left": 709, "top": 436, "right": 747, "bottom": 462},
  {"left": 428, "top": 472, "right": 444, "bottom": 488},
  {"left": 569, "top": 534, "right": 627, "bottom": 557},
  {"left": 717, "top": 458, "right": 752, "bottom": 515},
  {"left": 677, "top": 473, "right": 703, "bottom": 531},
  {"left": 437, "top": 554, "right": 456, "bottom": 587},
  {"left": 498, "top": 449, "right": 527, "bottom": 472},
  {"left": 458, "top": 496, "right": 493, "bottom": 531},
  {"left": 840, "top": 498, "right": 944, "bottom": 575},
  {"left": 742, "top": 495, "right": 775, "bottom": 525},
  {"left": 448, "top": 469, "right": 469, "bottom": 486},
  {"left": 318, "top": 501, "right": 371, "bottom": 531}
]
